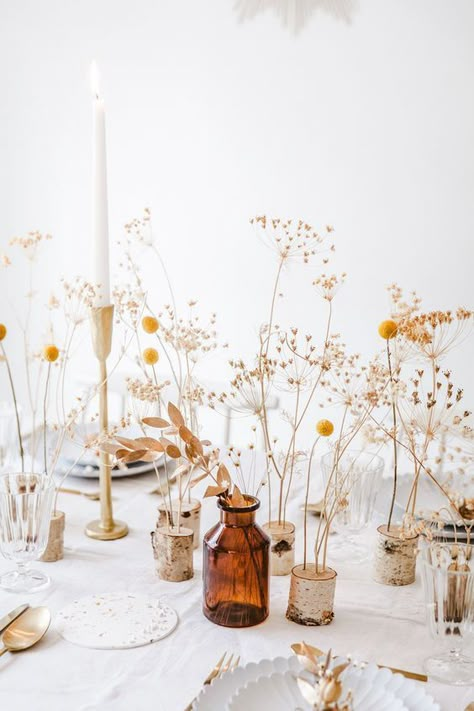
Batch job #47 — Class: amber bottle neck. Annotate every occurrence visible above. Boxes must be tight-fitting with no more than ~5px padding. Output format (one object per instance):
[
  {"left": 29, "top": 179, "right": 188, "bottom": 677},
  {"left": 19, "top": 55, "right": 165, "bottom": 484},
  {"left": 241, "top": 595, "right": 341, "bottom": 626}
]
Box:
[{"left": 220, "top": 509, "right": 257, "bottom": 526}]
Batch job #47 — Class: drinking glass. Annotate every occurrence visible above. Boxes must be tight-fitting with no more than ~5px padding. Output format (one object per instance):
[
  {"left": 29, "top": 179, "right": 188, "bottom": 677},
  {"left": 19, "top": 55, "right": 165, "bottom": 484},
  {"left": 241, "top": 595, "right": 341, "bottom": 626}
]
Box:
[
  {"left": 0, "top": 472, "right": 54, "bottom": 593},
  {"left": 420, "top": 541, "right": 474, "bottom": 684},
  {"left": 321, "top": 449, "right": 384, "bottom": 562}
]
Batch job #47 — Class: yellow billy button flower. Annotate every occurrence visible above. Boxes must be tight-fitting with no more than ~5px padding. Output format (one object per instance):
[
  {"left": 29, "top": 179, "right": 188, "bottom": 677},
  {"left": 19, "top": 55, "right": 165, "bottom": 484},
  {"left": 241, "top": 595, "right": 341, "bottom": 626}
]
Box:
[
  {"left": 316, "top": 419, "right": 334, "bottom": 437},
  {"left": 142, "top": 316, "right": 159, "bottom": 334},
  {"left": 43, "top": 344, "right": 59, "bottom": 362},
  {"left": 143, "top": 347, "right": 159, "bottom": 366},
  {"left": 378, "top": 320, "right": 398, "bottom": 340},
  {"left": 0, "top": 324, "right": 6, "bottom": 341}
]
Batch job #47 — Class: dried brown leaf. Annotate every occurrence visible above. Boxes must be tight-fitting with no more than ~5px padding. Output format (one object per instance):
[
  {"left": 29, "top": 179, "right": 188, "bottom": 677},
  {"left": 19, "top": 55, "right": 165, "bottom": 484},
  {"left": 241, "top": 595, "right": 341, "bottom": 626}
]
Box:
[
  {"left": 168, "top": 402, "right": 185, "bottom": 427},
  {"left": 217, "top": 463, "right": 231, "bottom": 488},
  {"left": 204, "top": 484, "right": 228, "bottom": 498},
  {"left": 165, "top": 444, "right": 181, "bottom": 459},
  {"left": 115, "top": 436, "right": 144, "bottom": 451},
  {"left": 190, "top": 471, "right": 209, "bottom": 488},
  {"left": 142, "top": 417, "right": 171, "bottom": 429},
  {"left": 135, "top": 437, "right": 164, "bottom": 452},
  {"left": 230, "top": 484, "right": 246, "bottom": 507},
  {"left": 179, "top": 425, "right": 194, "bottom": 443},
  {"left": 121, "top": 449, "right": 147, "bottom": 463},
  {"left": 101, "top": 442, "right": 120, "bottom": 455}
]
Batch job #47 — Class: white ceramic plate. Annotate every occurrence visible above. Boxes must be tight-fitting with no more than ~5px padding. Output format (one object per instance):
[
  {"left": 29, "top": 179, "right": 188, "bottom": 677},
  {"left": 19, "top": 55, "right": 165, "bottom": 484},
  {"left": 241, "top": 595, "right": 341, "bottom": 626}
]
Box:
[
  {"left": 193, "top": 656, "right": 299, "bottom": 711},
  {"left": 56, "top": 457, "right": 162, "bottom": 479},
  {"left": 226, "top": 657, "right": 440, "bottom": 711}
]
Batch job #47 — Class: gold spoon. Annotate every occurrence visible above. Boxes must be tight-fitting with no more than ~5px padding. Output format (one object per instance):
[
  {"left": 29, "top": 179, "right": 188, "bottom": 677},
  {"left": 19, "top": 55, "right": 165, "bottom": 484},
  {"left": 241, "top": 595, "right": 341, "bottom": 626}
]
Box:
[
  {"left": 0, "top": 606, "right": 51, "bottom": 657},
  {"left": 59, "top": 487, "right": 101, "bottom": 501}
]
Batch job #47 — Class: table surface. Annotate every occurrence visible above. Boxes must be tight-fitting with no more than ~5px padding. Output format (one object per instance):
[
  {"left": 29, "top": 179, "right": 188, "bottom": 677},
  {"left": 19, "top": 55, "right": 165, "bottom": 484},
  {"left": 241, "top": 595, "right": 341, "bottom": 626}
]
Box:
[{"left": 0, "top": 461, "right": 472, "bottom": 711}]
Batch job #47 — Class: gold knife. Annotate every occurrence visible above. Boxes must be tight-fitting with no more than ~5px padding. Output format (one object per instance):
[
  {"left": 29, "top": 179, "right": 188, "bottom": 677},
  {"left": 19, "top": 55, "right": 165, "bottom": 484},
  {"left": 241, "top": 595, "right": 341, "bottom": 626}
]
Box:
[{"left": 0, "top": 604, "right": 29, "bottom": 635}]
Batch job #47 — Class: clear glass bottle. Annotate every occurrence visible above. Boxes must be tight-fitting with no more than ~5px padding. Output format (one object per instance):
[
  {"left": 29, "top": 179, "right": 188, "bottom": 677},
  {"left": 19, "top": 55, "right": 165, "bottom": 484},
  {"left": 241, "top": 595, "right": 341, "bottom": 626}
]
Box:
[{"left": 203, "top": 496, "right": 270, "bottom": 627}]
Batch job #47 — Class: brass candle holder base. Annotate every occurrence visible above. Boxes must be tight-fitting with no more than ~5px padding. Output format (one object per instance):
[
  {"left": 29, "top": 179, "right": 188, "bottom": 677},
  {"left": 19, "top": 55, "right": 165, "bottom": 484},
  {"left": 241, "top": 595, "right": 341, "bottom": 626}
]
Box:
[
  {"left": 85, "top": 304, "right": 129, "bottom": 542},
  {"left": 85, "top": 519, "right": 129, "bottom": 541}
]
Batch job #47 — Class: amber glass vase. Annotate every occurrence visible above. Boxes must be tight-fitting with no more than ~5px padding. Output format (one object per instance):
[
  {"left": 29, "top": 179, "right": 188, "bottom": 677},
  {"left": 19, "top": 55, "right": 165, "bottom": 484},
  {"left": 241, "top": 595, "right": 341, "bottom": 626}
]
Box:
[{"left": 203, "top": 496, "right": 270, "bottom": 627}]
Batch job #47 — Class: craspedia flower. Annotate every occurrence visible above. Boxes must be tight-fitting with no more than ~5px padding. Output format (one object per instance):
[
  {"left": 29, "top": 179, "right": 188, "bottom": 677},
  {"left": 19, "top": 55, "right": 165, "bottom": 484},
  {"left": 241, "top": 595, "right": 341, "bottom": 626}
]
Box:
[
  {"left": 378, "top": 319, "right": 398, "bottom": 340},
  {"left": 143, "top": 347, "right": 159, "bottom": 366},
  {"left": 316, "top": 419, "right": 334, "bottom": 437},
  {"left": 0, "top": 324, "right": 6, "bottom": 341},
  {"left": 142, "top": 316, "right": 159, "bottom": 334},
  {"left": 43, "top": 344, "right": 59, "bottom": 362}
]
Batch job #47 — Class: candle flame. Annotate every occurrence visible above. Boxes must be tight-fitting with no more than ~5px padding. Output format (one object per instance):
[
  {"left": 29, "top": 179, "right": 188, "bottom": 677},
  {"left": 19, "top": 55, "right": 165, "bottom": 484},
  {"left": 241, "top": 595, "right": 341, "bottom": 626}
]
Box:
[{"left": 90, "top": 61, "right": 100, "bottom": 99}]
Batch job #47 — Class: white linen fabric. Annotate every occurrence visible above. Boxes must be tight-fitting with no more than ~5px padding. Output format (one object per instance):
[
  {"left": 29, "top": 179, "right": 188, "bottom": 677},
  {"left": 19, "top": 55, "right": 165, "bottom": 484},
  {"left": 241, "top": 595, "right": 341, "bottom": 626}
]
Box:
[{"left": 0, "top": 463, "right": 472, "bottom": 711}]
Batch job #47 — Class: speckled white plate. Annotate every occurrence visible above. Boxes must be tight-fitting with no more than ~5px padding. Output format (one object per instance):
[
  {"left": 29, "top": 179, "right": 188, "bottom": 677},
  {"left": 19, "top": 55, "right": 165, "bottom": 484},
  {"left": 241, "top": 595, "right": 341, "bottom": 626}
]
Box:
[{"left": 56, "top": 592, "right": 178, "bottom": 649}]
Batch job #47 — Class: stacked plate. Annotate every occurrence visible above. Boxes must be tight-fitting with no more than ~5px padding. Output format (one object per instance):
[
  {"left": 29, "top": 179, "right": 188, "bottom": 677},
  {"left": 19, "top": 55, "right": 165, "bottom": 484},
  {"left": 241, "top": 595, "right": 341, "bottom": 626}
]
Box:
[
  {"left": 55, "top": 426, "right": 164, "bottom": 479},
  {"left": 193, "top": 656, "right": 440, "bottom": 711}
]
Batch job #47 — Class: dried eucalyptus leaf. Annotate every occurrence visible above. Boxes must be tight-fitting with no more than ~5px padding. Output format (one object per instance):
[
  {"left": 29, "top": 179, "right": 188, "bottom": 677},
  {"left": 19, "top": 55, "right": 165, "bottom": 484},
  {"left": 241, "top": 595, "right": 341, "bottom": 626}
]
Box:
[
  {"left": 142, "top": 417, "right": 170, "bottom": 429},
  {"left": 121, "top": 449, "right": 147, "bottom": 463},
  {"left": 168, "top": 402, "right": 185, "bottom": 427},
  {"left": 135, "top": 437, "right": 164, "bottom": 452},
  {"left": 179, "top": 425, "right": 194, "bottom": 443},
  {"left": 204, "top": 484, "right": 227, "bottom": 498},
  {"left": 115, "top": 436, "right": 144, "bottom": 451},
  {"left": 217, "top": 463, "right": 231, "bottom": 487},
  {"left": 165, "top": 444, "right": 181, "bottom": 459}
]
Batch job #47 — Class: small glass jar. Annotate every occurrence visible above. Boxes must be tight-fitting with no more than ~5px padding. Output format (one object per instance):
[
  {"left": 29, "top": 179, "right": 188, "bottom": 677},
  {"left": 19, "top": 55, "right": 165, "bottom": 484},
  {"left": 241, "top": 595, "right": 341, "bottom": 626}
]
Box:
[{"left": 203, "top": 495, "right": 270, "bottom": 627}]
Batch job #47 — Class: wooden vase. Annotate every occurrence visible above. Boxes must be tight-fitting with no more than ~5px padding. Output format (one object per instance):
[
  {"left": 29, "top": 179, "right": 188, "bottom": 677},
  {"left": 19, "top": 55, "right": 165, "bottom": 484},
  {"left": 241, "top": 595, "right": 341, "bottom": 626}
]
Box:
[
  {"left": 286, "top": 563, "right": 337, "bottom": 626},
  {"left": 373, "top": 525, "right": 418, "bottom": 586},
  {"left": 40, "top": 510, "right": 65, "bottom": 562},
  {"left": 262, "top": 520, "right": 295, "bottom": 576},
  {"left": 157, "top": 498, "right": 201, "bottom": 550},
  {"left": 151, "top": 526, "right": 194, "bottom": 582}
]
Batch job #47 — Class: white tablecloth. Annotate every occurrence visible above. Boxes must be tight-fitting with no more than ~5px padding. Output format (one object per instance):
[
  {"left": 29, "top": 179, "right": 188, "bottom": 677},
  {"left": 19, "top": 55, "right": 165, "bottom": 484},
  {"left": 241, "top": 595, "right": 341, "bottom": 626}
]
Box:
[{"left": 0, "top": 465, "right": 472, "bottom": 711}]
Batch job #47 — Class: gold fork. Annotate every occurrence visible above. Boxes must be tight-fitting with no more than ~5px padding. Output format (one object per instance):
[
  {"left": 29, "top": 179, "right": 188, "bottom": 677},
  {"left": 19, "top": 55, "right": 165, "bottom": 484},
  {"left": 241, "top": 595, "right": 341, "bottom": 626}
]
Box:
[{"left": 183, "top": 651, "right": 240, "bottom": 711}]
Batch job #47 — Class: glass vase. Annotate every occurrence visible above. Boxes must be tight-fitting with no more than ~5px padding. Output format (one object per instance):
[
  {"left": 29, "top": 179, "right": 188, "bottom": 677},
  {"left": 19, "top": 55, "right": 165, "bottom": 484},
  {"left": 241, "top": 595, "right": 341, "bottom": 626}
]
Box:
[
  {"left": 203, "top": 496, "right": 270, "bottom": 627},
  {"left": 0, "top": 472, "right": 54, "bottom": 592},
  {"left": 321, "top": 449, "right": 384, "bottom": 562},
  {"left": 420, "top": 541, "right": 474, "bottom": 685}
]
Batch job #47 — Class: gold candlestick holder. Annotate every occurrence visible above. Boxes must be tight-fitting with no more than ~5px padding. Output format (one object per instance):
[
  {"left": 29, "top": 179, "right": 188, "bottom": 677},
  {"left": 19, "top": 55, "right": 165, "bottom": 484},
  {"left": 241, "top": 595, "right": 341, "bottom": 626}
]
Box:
[{"left": 85, "top": 305, "right": 129, "bottom": 541}]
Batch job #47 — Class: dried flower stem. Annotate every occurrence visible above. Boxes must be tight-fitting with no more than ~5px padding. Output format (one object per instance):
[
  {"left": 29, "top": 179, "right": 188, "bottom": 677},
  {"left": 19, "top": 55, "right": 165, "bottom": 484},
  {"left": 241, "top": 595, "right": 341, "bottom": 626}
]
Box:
[
  {"left": 303, "top": 437, "right": 319, "bottom": 569},
  {"left": 386, "top": 340, "right": 398, "bottom": 531},
  {"left": 0, "top": 343, "right": 24, "bottom": 471}
]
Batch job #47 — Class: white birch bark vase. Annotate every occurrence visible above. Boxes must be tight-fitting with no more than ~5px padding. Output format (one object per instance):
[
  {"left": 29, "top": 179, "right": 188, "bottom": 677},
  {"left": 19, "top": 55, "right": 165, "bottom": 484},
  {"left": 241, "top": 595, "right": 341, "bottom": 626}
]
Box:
[
  {"left": 262, "top": 521, "right": 295, "bottom": 576},
  {"left": 286, "top": 564, "right": 337, "bottom": 626},
  {"left": 151, "top": 526, "right": 194, "bottom": 582},
  {"left": 40, "top": 510, "right": 65, "bottom": 562},
  {"left": 373, "top": 525, "right": 418, "bottom": 586},
  {"left": 157, "top": 499, "right": 201, "bottom": 550}
]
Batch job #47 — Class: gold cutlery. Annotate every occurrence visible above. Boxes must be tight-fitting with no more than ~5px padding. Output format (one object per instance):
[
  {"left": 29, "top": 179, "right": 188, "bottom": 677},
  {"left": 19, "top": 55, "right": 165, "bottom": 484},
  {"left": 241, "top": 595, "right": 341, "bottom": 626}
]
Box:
[
  {"left": 0, "top": 604, "right": 29, "bottom": 635},
  {"left": 0, "top": 606, "right": 51, "bottom": 658},
  {"left": 59, "top": 487, "right": 101, "bottom": 501},
  {"left": 183, "top": 651, "right": 240, "bottom": 711}
]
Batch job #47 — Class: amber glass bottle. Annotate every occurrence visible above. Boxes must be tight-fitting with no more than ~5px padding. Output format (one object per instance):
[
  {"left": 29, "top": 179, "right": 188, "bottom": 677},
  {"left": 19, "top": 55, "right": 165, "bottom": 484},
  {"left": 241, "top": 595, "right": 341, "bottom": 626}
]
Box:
[{"left": 203, "top": 496, "right": 270, "bottom": 627}]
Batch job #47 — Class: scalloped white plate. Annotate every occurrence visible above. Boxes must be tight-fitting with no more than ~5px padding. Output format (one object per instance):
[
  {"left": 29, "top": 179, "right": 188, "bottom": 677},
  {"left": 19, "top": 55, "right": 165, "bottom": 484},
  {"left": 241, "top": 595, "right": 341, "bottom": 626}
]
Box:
[
  {"left": 193, "top": 656, "right": 299, "bottom": 711},
  {"left": 227, "top": 658, "right": 440, "bottom": 711}
]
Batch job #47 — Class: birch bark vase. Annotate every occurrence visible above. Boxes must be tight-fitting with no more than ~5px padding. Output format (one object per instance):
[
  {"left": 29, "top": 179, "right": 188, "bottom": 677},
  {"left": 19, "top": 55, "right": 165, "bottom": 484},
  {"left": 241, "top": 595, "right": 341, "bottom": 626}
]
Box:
[
  {"left": 157, "top": 498, "right": 201, "bottom": 550},
  {"left": 262, "top": 521, "right": 295, "bottom": 576},
  {"left": 151, "top": 526, "right": 194, "bottom": 582},
  {"left": 373, "top": 525, "right": 418, "bottom": 586},
  {"left": 286, "top": 564, "right": 337, "bottom": 626},
  {"left": 40, "top": 510, "right": 66, "bottom": 562}
]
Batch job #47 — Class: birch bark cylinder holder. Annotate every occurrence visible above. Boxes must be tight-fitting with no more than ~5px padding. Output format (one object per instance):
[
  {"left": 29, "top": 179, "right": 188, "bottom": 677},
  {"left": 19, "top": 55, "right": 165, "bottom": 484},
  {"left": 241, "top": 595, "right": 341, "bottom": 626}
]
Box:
[
  {"left": 41, "top": 510, "right": 66, "bottom": 562},
  {"left": 157, "top": 499, "right": 201, "bottom": 550},
  {"left": 262, "top": 520, "right": 295, "bottom": 576},
  {"left": 373, "top": 524, "right": 419, "bottom": 586},
  {"left": 151, "top": 526, "right": 194, "bottom": 582},
  {"left": 286, "top": 564, "right": 337, "bottom": 626}
]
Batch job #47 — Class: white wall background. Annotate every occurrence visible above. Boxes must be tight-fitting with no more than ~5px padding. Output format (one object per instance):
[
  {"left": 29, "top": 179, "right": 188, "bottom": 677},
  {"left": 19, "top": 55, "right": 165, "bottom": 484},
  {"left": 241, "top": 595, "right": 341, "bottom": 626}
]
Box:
[{"left": 1, "top": 0, "right": 473, "bottom": 438}]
